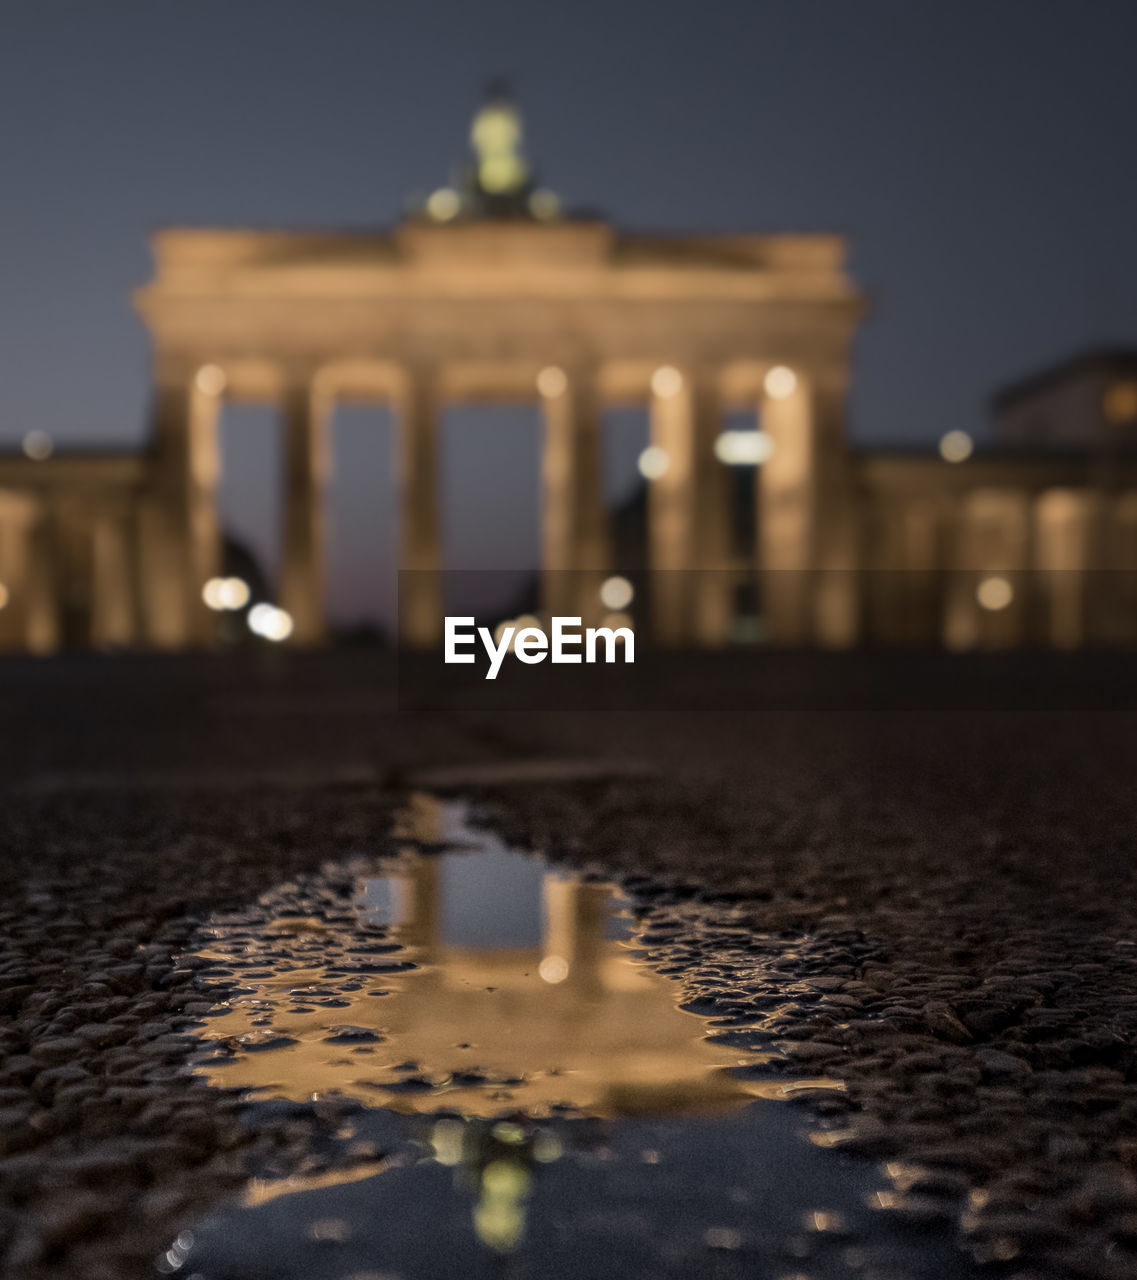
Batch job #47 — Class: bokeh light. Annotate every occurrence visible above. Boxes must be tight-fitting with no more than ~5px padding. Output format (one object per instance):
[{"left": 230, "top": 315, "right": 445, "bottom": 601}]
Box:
[
  {"left": 248, "top": 603, "right": 294, "bottom": 641},
  {"left": 939, "top": 430, "right": 974, "bottom": 463},
  {"left": 637, "top": 445, "right": 670, "bottom": 480},
  {"left": 1104, "top": 381, "right": 1137, "bottom": 425},
  {"left": 528, "top": 189, "right": 561, "bottom": 220},
  {"left": 22, "top": 430, "right": 53, "bottom": 461},
  {"left": 426, "top": 188, "right": 461, "bottom": 221},
  {"left": 976, "top": 575, "right": 1014, "bottom": 611},
  {"left": 714, "top": 429, "right": 775, "bottom": 465},
  {"left": 764, "top": 366, "right": 797, "bottom": 400},
  {"left": 650, "top": 366, "right": 683, "bottom": 399},
  {"left": 202, "top": 577, "right": 250, "bottom": 611},
  {"left": 536, "top": 366, "right": 567, "bottom": 398},
  {"left": 195, "top": 364, "right": 226, "bottom": 395},
  {"left": 598, "top": 575, "right": 634, "bottom": 610}
]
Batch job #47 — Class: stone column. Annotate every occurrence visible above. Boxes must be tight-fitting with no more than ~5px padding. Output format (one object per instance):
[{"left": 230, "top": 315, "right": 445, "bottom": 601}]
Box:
[
  {"left": 542, "top": 875, "right": 607, "bottom": 993},
  {"left": 648, "top": 369, "right": 730, "bottom": 645},
  {"left": 399, "top": 859, "right": 441, "bottom": 955},
  {"left": 1108, "top": 492, "right": 1137, "bottom": 645},
  {"left": 24, "top": 510, "right": 60, "bottom": 656},
  {"left": 1033, "top": 489, "right": 1093, "bottom": 649},
  {"left": 539, "top": 367, "right": 608, "bottom": 623},
  {"left": 759, "top": 368, "right": 816, "bottom": 645},
  {"left": 91, "top": 506, "right": 136, "bottom": 647},
  {"left": 944, "top": 489, "right": 1031, "bottom": 649},
  {"left": 0, "top": 494, "right": 38, "bottom": 652},
  {"left": 396, "top": 370, "right": 443, "bottom": 647},
  {"left": 809, "top": 376, "right": 861, "bottom": 647},
  {"left": 280, "top": 379, "right": 331, "bottom": 645},
  {"left": 145, "top": 371, "right": 222, "bottom": 647}
]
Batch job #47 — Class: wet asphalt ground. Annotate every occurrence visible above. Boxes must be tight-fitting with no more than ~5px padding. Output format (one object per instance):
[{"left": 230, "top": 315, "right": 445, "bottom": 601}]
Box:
[{"left": 1, "top": 649, "right": 1136, "bottom": 1279}]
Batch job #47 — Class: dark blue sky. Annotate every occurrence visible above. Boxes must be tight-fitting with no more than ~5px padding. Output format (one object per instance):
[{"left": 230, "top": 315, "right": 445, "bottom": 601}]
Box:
[{"left": 4, "top": 1, "right": 1137, "bottom": 625}]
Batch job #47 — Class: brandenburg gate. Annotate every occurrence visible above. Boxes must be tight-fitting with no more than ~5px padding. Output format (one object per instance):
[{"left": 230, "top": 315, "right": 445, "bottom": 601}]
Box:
[
  {"left": 133, "top": 217, "right": 863, "bottom": 650},
  {"left": 5, "top": 91, "right": 1133, "bottom": 655}
]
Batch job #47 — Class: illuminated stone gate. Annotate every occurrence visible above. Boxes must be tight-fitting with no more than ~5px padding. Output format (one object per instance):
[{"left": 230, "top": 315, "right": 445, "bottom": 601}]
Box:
[
  {"left": 2, "top": 90, "right": 1136, "bottom": 653},
  {"left": 129, "top": 211, "right": 861, "bottom": 649}
]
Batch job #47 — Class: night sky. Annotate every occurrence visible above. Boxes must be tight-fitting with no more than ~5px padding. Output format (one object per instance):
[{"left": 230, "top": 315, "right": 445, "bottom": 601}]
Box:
[{"left": 4, "top": 1, "right": 1137, "bottom": 627}]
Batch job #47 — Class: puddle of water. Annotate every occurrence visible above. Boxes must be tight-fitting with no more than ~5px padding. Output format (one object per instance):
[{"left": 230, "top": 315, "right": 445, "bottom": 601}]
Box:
[
  {"left": 165, "top": 795, "right": 976, "bottom": 1280},
  {"left": 190, "top": 793, "right": 763, "bottom": 1118}
]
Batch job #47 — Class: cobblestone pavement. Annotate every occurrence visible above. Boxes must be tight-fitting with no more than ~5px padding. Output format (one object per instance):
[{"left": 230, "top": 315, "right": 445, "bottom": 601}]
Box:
[{"left": 1, "top": 652, "right": 1136, "bottom": 1279}]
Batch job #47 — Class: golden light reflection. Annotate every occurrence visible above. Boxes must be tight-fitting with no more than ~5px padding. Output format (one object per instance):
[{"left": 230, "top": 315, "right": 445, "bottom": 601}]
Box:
[
  {"left": 0, "top": 582, "right": 8, "bottom": 611},
  {"left": 185, "top": 798, "right": 853, "bottom": 1265},
  {"left": 537, "top": 954, "right": 569, "bottom": 983},
  {"left": 474, "top": 1158, "right": 530, "bottom": 1252},
  {"left": 189, "top": 796, "right": 760, "bottom": 1121}
]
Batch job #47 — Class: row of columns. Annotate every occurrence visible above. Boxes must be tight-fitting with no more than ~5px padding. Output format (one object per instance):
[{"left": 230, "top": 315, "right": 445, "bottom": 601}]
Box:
[
  {"left": 0, "top": 493, "right": 140, "bottom": 654},
  {"left": 868, "top": 486, "right": 1137, "bottom": 648},
  {"left": 148, "top": 360, "right": 846, "bottom": 650}
]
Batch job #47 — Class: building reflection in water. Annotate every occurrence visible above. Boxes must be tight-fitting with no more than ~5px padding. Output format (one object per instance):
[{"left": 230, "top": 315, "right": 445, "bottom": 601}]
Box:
[{"left": 189, "top": 795, "right": 830, "bottom": 1260}]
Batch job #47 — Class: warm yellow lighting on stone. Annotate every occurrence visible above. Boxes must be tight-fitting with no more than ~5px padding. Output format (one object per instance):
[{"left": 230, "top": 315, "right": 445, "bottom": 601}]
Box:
[
  {"left": 598, "top": 575, "right": 634, "bottom": 610},
  {"left": 538, "top": 955, "right": 569, "bottom": 983},
  {"left": 426, "top": 187, "right": 461, "bottom": 222},
  {"left": 764, "top": 365, "right": 797, "bottom": 400},
  {"left": 976, "top": 575, "right": 1014, "bottom": 611},
  {"left": 528, "top": 188, "right": 561, "bottom": 221},
  {"left": 714, "top": 429, "right": 775, "bottom": 465},
  {"left": 22, "top": 430, "right": 53, "bottom": 461},
  {"left": 651, "top": 365, "right": 683, "bottom": 399},
  {"left": 0, "top": 582, "right": 8, "bottom": 610},
  {"left": 536, "top": 366, "right": 567, "bottom": 398},
  {"left": 637, "top": 445, "right": 670, "bottom": 480},
  {"left": 195, "top": 364, "right": 227, "bottom": 395},
  {"left": 939, "top": 430, "right": 974, "bottom": 463},
  {"left": 1104, "top": 380, "right": 1137, "bottom": 425}
]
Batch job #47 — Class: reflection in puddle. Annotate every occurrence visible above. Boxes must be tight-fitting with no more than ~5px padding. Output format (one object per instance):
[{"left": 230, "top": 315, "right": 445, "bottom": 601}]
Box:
[
  {"left": 192, "top": 793, "right": 758, "bottom": 1119},
  {"left": 167, "top": 796, "right": 974, "bottom": 1280}
]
